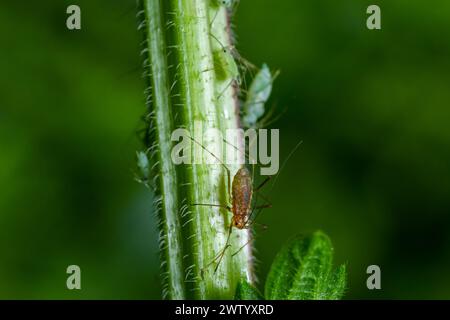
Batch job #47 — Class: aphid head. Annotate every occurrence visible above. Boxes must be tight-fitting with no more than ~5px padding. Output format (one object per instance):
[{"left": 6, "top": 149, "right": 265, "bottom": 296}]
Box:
[
  {"left": 223, "top": 0, "right": 238, "bottom": 8},
  {"left": 220, "top": 0, "right": 233, "bottom": 7},
  {"left": 232, "top": 216, "right": 246, "bottom": 229},
  {"left": 212, "top": 0, "right": 234, "bottom": 8}
]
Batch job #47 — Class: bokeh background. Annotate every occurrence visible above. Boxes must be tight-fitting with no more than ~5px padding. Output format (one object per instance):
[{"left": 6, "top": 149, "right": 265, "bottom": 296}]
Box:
[{"left": 1, "top": 0, "right": 449, "bottom": 299}]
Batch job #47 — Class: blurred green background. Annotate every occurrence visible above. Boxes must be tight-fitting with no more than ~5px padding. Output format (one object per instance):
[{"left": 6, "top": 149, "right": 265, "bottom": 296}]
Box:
[{"left": 1, "top": 0, "right": 449, "bottom": 299}]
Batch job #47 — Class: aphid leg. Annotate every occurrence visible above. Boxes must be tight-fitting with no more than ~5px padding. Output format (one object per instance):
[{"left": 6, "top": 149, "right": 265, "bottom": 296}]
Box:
[
  {"left": 269, "top": 140, "right": 303, "bottom": 193},
  {"left": 209, "top": 8, "right": 220, "bottom": 28},
  {"left": 201, "top": 245, "right": 231, "bottom": 277},
  {"left": 200, "top": 244, "right": 231, "bottom": 278},
  {"left": 222, "top": 137, "right": 258, "bottom": 163},
  {"left": 213, "top": 222, "right": 234, "bottom": 273},
  {"left": 248, "top": 176, "right": 273, "bottom": 222},
  {"left": 238, "top": 56, "right": 257, "bottom": 78},
  {"left": 134, "top": 176, "right": 149, "bottom": 188},
  {"left": 209, "top": 33, "right": 226, "bottom": 50},
  {"left": 247, "top": 193, "right": 272, "bottom": 224},
  {"left": 254, "top": 203, "right": 272, "bottom": 210},
  {"left": 255, "top": 176, "right": 271, "bottom": 192},
  {"left": 231, "top": 221, "right": 268, "bottom": 257},
  {"left": 232, "top": 183, "right": 271, "bottom": 239},
  {"left": 231, "top": 239, "right": 252, "bottom": 257},
  {"left": 256, "top": 103, "right": 288, "bottom": 129},
  {"left": 252, "top": 221, "right": 268, "bottom": 230},
  {"left": 199, "top": 222, "right": 233, "bottom": 275},
  {"left": 216, "top": 78, "right": 234, "bottom": 101}
]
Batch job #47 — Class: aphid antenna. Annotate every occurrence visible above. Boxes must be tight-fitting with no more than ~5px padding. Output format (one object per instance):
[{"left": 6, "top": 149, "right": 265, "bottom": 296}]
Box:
[
  {"left": 243, "top": 140, "right": 303, "bottom": 225},
  {"left": 220, "top": 137, "right": 260, "bottom": 194},
  {"left": 187, "top": 135, "right": 232, "bottom": 198},
  {"left": 216, "top": 78, "right": 236, "bottom": 101},
  {"left": 269, "top": 140, "right": 303, "bottom": 194}
]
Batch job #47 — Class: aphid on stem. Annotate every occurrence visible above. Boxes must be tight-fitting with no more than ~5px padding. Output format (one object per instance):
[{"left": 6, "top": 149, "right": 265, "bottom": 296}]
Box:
[
  {"left": 210, "top": 34, "right": 255, "bottom": 100},
  {"left": 188, "top": 134, "right": 303, "bottom": 276},
  {"left": 212, "top": 45, "right": 240, "bottom": 84},
  {"left": 211, "top": 48, "right": 240, "bottom": 100},
  {"left": 188, "top": 136, "right": 272, "bottom": 274}
]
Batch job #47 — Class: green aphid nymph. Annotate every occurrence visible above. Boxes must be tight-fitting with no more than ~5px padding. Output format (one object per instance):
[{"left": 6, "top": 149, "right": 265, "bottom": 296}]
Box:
[{"left": 213, "top": 48, "right": 239, "bottom": 82}]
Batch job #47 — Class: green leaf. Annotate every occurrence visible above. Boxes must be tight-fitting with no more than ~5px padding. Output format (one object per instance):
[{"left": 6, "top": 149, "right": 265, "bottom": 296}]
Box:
[
  {"left": 265, "top": 231, "right": 347, "bottom": 300},
  {"left": 234, "top": 280, "right": 264, "bottom": 300},
  {"left": 322, "top": 264, "right": 347, "bottom": 300}
]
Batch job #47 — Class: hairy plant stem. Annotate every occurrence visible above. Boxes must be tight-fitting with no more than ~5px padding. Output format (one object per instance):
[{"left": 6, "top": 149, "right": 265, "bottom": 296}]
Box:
[
  {"left": 140, "top": 0, "right": 253, "bottom": 299},
  {"left": 141, "top": 0, "right": 185, "bottom": 299}
]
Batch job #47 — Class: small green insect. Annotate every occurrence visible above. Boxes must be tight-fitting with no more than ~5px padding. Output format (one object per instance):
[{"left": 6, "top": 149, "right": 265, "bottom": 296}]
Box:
[
  {"left": 241, "top": 63, "right": 278, "bottom": 129},
  {"left": 213, "top": 47, "right": 240, "bottom": 83},
  {"left": 210, "top": 38, "right": 242, "bottom": 100},
  {"left": 135, "top": 150, "right": 150, "bottom": 187}
]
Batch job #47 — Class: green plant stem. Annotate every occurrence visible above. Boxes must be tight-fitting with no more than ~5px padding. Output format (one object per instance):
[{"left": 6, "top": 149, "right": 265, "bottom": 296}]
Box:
[
  {"left": 171, "top": 0, "right": 253, "bottom": 299},
  {"left": 141, "top": 0, "right": 185, "bottom": 299},
  {"left": 140, "top": 0, "right": 253, "bottom": 299}
]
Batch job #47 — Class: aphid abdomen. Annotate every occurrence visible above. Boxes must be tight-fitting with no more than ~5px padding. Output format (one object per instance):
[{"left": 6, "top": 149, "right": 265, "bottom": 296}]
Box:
[
  {"left": 231, "top": 167, "right": 253, "bottom": 228},
  {"left": 212, "top": 48, "right": 239, "bottom": 82}
]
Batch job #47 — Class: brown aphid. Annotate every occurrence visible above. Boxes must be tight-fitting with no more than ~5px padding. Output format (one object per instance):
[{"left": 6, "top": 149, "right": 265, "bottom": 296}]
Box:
[
  {"left": 189, "top": 136, "right": 271, "bottom": 273},
  {"left": 231, "top": 167, "right": 253, "bottom": 229},
  {"left": 190, "top": 137, "right": 303, "bottom": 275},
  {"left": 206, "top": 165, "right": 260, "bottom": 274}
]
